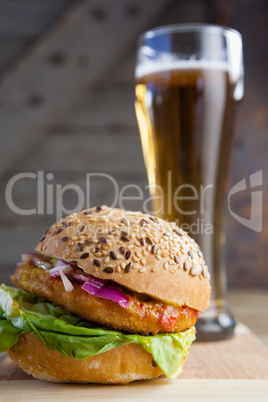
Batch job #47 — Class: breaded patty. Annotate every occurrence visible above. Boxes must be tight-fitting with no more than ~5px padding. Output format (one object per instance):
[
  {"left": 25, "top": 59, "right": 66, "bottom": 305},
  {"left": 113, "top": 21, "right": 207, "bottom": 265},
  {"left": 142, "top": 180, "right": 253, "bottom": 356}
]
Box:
[{"left": 11, "top": 263, "right": 198, "bottom": 335}]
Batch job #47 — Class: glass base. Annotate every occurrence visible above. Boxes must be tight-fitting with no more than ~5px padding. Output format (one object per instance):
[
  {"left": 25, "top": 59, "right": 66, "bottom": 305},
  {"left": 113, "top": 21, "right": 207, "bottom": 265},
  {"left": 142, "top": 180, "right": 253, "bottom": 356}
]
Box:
[{"left": 195, "top": 310, "right": 237, "bottom": 342}]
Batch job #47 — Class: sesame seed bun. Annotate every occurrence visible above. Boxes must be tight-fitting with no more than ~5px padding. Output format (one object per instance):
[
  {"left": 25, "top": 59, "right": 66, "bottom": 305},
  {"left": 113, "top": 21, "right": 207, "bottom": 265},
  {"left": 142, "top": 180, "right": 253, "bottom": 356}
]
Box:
[
  {"left": 8, "top": 332, "right": 163, "bottom": 384},
  {"left": 36, "top": 207, "right": 211, "bottom": 311}
]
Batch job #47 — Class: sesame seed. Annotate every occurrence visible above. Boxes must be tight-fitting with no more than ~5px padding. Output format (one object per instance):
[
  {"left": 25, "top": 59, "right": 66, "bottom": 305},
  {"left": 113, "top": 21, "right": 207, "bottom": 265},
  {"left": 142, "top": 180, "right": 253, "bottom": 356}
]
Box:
[
  {"left": 152, "top": 245, "right": 157, "bottom": 254},
  {"left": 96, "top": 206, "right": 102, "bottom": 212},
  {"left": 71, "top": 253, "right": 78, "bottom": 259},
  {"left": 121, "top": 217, "right": 129, "bottom": 226},
  {"left": 120, "top": 235, "right": 129, "bottom": 242},
  {"left": 145, "top": 236, "right": 153, "bottom": 245},
  {"left": 65, "top": 252, "right": 70, "bottom": 258},
  {"left": 99, "top": 237, "right": 106, "bottom": 245},
  {"left": 140, "top": 238, "right": 146, "bottom": 246},
  {"left": 164, "top": 262, "right": 169, "bottom": 269},
  {"left": 94, "top": 267, "right": 99, "bottom": 272},
  {"left": 163, "top": 232, "right": 170, "bottom": 237},
  {"left": 170, "top": 269, "right": 176, "bottom": 274},
  {"left": 110, "top": 251, "right": 117, "bottom": 260},
  {"left": 188, "top": 250, "right": 194, "bottom": 259},
  {"left": 139, "top": 268, "right": 146, "bottom": 273},
  {"left": 173, "top": 229, "right": 183, "bottom": 236},
  {"left": 104, "top": 257, "right": 110, "bottom": 264},
  {"left": 77, "top": 242, "right": 84, "bottom": 251},
  {"left": 40, "top": 236, "right": 46, "bottom": 242},
  {"left": 61, "top": 236, "right": 68, "bottom": 242},
  {"left": 121, "top": 230, "right": 128, "bottom": 236},
  {"left": 190, "top": 264, "right": 202, "bottom": 276},
  {"left": 93, "top": 259, "right": 101, "bottom": 266},
  {"left": 92, "top": 238, "right": 98, "bottom": 244},
  {"left": 79, "top": 252, "right": 89, "bottom": 259},
  {"left": 174, "top": 256, "right": 180, "bottom": 264},
  {"left": 146, "top": 245, "right": 152, "bottom": 252},
  {"left": 139, "top": 219, "right": 147, "bottom": 226},
  {"left": 54, "top": 228, "right": 62, "bottom": 235},
  {"left": 108, "top": 229, "right": 117, "bottom": 235},
  {"left": 125, "top": 250, "right": 131, "bottom": 260},
  {"left": 119, "top": 246, "right": 126, "bottom": 255},
  {"left": 142, "top": 249, "right": 146, "bottom": 256},
  {"left": 156, "top": 255, "right": 161, "bottom": 260},
  {"left": 85, "top": 239, "right": 92, "bottom": 245},
  {"left": 116, "top": 266, "right": 121, "bottom": 272},
  {"left": 94, "top": 247, "right": 100, "bottom": 253},
  {"left": 202, "top": 267, "right": 208, "bottom": 278},
  {"left": 125, "top": 262, "right": 131, "bottom": 273},
  {"left": 140, "top": 258, "right": 146, "bottom": 266},
  {"left": 128, "top": 245, "right": 134, "bottom": 250},
  {"left": 79, "top": 225, "right": 85, "bottom": 232},
  {"left": 121, "top": 261, "right": 126, "bottom": 269},
  {"left": 198, "top": 250, "right": 203, "bottom": 258},
  {"left": 151, "top": 268, "right": 156, "bottom": 272},
  {"left": 103, "top": 267, "right": 113, "bottom": 273},
  {"left": 184, "top": 261, "right": 191, "bottom": 271},
  {"left": 133, "top": 256, "right": 139, "bottom": 263}
]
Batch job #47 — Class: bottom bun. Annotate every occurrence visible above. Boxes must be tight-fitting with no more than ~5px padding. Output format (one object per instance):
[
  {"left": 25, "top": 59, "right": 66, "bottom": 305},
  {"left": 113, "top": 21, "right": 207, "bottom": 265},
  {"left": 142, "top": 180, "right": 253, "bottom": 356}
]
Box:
[{"left": 8, "top": 333, "right": 163, "bottom": 384}]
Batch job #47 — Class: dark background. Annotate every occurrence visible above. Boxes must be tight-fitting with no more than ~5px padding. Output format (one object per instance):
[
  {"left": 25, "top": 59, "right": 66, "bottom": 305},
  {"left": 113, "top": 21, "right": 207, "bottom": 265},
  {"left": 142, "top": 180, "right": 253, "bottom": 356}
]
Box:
[{"left": 0, "top": 0, "right": 267, "bottom": 288}]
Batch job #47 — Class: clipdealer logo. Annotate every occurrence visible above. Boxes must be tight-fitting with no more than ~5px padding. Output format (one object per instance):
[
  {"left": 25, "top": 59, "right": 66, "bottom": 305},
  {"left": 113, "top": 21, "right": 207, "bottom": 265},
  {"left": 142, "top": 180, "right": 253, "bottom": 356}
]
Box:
[
  {"left": 5, "top": 170, "right": 263, "bottom": 233},
  {"left": 228, "top": 170, "right": 263, "bottom": 233}
]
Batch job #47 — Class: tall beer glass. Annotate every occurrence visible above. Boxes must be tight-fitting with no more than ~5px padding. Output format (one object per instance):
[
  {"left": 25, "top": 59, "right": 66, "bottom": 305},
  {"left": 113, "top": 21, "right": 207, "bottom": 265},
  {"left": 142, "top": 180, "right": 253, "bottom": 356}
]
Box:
[{"left": 135, "top": 25, "right": 244, "bottom": 341}]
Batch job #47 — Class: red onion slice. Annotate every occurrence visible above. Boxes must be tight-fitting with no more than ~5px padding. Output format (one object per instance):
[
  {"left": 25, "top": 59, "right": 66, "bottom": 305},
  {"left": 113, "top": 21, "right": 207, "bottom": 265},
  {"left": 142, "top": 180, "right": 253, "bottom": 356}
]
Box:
[{"left": 82, "top": 276, "right": 129, "bottom": 309}]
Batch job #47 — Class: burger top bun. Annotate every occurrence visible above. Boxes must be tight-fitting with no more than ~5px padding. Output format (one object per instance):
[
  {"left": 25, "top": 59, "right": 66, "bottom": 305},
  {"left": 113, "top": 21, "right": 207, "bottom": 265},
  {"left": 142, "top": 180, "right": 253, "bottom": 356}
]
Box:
[{"left": 36, "top": 207, "right": 211, "bottom": 311}]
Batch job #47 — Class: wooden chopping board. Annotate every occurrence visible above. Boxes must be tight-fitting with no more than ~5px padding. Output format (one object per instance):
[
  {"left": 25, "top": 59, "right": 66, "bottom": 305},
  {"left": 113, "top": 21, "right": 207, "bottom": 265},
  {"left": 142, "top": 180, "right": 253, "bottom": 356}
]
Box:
[{"left": 1, "top": 324, "right": 268, "bottom": 401}]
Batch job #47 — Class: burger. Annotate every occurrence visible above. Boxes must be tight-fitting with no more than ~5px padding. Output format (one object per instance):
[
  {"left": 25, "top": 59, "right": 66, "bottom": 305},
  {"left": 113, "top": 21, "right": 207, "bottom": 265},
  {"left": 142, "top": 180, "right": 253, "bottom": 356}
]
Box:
[{"left": 0, "top": 206, "right": 210, "bottom": 383}]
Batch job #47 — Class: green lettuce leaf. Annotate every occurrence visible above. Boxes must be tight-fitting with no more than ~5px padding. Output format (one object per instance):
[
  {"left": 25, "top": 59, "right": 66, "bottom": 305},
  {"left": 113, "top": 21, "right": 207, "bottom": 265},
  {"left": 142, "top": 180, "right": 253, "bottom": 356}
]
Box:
[{"left": 0, "top": 284, "right": 195, "bottom": 378}]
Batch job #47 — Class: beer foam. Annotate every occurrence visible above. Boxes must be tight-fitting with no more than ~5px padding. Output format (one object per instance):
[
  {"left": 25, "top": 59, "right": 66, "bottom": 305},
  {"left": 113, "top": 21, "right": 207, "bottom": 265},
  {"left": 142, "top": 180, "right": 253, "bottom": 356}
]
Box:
[{"left": 136, "top": 60, "right": 232, "bottom": 80}]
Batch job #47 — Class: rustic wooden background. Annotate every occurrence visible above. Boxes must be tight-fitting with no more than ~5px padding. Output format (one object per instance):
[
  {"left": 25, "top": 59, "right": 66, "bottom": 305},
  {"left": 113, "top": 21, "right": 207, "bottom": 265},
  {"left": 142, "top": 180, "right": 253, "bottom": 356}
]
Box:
[{"left": 0, "top": 0, "right": 267, "bottom": 288}]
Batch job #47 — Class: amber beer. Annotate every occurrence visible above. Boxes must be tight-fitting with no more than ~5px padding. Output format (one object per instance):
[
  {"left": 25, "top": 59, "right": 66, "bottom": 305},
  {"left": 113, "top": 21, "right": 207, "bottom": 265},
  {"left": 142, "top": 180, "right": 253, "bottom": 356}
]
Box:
[{"left": 136, "top": 63, "right": 241, "bottom": 255}]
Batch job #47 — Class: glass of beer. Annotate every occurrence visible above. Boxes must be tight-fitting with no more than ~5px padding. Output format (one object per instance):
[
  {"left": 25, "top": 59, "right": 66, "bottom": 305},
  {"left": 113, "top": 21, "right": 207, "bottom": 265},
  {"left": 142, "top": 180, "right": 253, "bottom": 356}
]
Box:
[{"left": 135, "top": 24, "right": 244, "bottom": 341}]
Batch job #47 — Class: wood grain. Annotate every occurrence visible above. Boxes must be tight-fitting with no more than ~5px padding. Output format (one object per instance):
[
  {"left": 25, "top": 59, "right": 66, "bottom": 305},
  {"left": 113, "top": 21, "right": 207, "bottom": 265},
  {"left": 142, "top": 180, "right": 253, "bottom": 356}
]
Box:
[
  {"left": 0, "top": 380, "right": 267, "bottom": 401},
  {"left": 0, "top": 0, "right": 172, "bottom": 176},
  {"left": 0, "top": 0, "right": 71, "bottom": 38}
]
